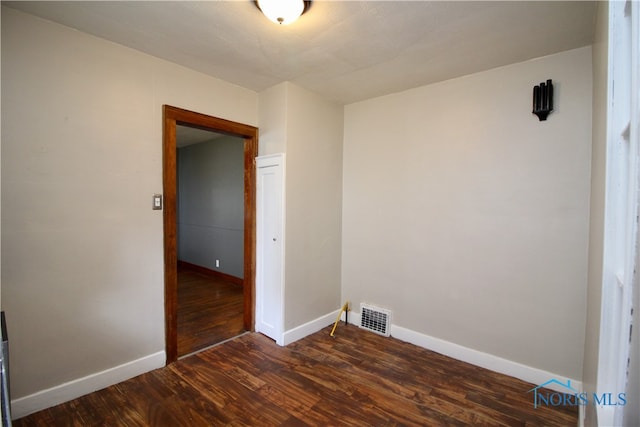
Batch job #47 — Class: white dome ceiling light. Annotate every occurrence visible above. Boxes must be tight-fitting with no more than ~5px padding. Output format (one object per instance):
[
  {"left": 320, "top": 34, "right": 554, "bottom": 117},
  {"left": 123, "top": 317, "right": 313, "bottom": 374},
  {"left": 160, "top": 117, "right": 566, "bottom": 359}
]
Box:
[{"left": 255, "top": 0, "right": 312, "bottom": 25}]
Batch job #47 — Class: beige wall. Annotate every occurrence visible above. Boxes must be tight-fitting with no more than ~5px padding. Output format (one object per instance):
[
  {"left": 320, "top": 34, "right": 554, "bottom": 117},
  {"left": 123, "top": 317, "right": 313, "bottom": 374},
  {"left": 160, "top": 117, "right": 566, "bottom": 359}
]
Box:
[
  {"left": 258, "top": 82, "right": 344, "bottom": 330},
  {"left": 283, "top": 83, "right": 343, "bottom": 329},
  {"left": 1, "top": 6, "right": 258, "bottom": 402},
  {"left": 342, "top": 46, "right": 592, "bottom": 380},
  {"left": 2, "top": 7, "right": 344, "bottom": 412},
  {"left": 581, "top": 2, "right": 609, "bottom": 425},
  {"left": 257, "top": 83, "right": 288, "bottom": 156}
]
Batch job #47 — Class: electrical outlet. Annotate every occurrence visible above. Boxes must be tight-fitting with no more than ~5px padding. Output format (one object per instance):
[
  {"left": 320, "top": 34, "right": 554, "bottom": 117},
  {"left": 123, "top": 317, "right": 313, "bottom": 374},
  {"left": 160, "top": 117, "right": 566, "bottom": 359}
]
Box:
[{"left": 215, "top": 259, "right": 220, "bottom": 268}]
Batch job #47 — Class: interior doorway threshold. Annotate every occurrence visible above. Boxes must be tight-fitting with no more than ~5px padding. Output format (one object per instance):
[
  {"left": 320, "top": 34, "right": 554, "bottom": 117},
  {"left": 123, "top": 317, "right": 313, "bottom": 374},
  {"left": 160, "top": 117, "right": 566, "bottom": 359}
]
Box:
[{"left": 177, "top": 331, "right": 251, "bottom": 360}]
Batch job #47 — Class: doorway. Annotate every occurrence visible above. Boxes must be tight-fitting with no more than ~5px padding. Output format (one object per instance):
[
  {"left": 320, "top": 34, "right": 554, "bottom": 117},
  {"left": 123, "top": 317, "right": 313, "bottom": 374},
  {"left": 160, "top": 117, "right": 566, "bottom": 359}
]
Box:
[
  {"left": 163, "top": 105, "right": 258, "bottom": 364},
  {"left": 176, "top": 126, "right": 245, "bottom": 356}
]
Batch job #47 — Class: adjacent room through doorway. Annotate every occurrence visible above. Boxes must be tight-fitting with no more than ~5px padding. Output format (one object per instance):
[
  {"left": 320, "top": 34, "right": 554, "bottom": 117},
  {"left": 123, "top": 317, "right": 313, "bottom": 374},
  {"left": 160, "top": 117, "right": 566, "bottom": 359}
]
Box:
[{"left": 176, "top": 125, "right": 246, "bottom": 356}]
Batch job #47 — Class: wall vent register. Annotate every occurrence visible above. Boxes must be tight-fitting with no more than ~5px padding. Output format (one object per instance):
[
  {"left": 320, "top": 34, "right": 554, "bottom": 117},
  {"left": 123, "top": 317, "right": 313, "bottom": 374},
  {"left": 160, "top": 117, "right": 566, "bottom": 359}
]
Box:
[{"left": 359, "top": 303, "right": 391, "bottom": 337}]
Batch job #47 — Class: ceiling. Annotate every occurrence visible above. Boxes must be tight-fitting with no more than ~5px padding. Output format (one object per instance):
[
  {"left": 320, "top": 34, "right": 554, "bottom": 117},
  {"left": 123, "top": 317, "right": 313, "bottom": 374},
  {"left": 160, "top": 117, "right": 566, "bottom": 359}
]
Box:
[
  {"left": 176, "top": 125, "right": 226, "bottom": 148},
  {"left": 4, "top": 1, "right": 597, "bottom": 105}
]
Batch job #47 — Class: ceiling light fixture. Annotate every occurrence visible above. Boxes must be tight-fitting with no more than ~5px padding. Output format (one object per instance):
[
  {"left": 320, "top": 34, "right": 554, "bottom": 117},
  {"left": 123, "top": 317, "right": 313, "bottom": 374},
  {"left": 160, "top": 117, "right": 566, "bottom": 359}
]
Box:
[{"left": 255, "top": 0, "right": 311, "bottom": 25}]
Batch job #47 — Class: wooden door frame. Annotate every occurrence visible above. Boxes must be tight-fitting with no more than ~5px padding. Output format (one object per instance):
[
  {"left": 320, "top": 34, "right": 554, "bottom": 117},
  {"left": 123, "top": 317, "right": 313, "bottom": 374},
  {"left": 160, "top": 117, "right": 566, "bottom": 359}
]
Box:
[{"left": 163, "top": 105, "right": 258, "bottom": 364}]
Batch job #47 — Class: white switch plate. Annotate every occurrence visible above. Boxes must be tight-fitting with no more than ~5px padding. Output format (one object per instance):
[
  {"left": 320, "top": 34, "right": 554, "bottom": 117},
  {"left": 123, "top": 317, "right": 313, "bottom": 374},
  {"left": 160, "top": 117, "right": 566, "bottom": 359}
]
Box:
[{"left": 152, "top": 194, "right": 163, "bottom": 210}]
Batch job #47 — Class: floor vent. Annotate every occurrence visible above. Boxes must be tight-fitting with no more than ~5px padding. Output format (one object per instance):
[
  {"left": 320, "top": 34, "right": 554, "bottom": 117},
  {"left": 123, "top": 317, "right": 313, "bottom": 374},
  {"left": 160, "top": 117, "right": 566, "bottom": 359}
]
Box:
[{"left": 359, "top": 303, "right": 391, "bottom": 337}]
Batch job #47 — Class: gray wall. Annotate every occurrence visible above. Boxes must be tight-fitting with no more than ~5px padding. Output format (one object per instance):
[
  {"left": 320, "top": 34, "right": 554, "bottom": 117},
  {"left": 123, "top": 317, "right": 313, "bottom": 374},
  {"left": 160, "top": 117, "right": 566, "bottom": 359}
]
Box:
[{"left": 178, "top": 136, "right": 245, "bottom": 278}]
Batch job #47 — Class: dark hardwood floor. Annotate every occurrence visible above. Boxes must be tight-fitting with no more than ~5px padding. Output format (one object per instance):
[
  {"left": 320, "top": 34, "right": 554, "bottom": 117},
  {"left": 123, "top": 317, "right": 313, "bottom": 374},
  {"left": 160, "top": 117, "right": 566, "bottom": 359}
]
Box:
[
  {"left": 177, "top": 265, "right": 245, "bottom": 357},
  {"left": 14, "top": 324, "right": 577, "bottom": 426}
]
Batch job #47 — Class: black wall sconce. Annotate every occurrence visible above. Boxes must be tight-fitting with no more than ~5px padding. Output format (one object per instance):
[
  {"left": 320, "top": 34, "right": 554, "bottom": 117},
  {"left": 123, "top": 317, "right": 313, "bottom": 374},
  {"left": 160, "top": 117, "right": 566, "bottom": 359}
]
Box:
[{"left": 532, "top": 79, "right": 553, "bottom": 121}]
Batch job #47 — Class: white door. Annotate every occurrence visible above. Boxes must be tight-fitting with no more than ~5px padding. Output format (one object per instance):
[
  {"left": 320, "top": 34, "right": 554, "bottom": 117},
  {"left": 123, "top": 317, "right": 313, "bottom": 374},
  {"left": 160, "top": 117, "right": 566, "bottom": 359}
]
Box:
[{"left": 255, "top": 154, "right": 285, "bottom": 345}]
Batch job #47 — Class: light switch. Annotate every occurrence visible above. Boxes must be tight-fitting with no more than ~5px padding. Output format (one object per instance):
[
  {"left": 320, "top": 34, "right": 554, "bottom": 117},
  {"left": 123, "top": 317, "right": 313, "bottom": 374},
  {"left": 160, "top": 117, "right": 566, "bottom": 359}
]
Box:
[{"left": 153, "top": 194, "right": 163, "bottom": 210}]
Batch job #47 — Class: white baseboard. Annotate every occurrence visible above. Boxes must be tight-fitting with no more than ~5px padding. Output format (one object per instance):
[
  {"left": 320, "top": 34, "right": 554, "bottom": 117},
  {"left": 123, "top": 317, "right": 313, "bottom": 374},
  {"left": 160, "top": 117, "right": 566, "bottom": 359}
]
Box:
[
  {"left": 282, "top": 309, "right": 340, "bottom": 346},
  {"left": 15, "top": 313, "right": 580, "bottom": 420},
  {"left": 11, "top": 351, "right": 165, "bottom": 420},
  {"left": 344, "top": 311, "right": 581, "bottom": 393}
]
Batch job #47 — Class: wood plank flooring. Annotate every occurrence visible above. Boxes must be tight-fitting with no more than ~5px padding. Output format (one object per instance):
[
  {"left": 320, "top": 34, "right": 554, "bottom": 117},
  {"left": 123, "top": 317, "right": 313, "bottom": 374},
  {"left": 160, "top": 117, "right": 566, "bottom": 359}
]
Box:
[
  {"left": 14, "top": 324, "right": 577, "bottom": 426},
  {"left": 177, "top": 265, "right": 245, "bottom": 356}
]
